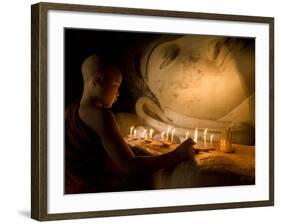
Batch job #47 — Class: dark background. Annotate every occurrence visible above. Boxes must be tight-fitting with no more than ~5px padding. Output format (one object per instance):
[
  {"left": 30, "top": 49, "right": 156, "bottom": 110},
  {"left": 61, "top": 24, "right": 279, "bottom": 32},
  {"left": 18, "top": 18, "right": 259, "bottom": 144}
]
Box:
[{"left": 64, "top": 28, "right": 167, "bottom": 113}]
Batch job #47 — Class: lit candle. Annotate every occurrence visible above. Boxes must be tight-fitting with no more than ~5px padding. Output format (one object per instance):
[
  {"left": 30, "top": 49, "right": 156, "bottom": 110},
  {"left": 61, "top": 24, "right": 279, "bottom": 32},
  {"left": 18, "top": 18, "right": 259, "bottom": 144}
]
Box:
[
  {"left": 185, "top": 131, "right": 189, "bottom": 140},
  {"left": 166, "top": 126, "right": 171, "bottom": 141},
  {"left": 210, "top": 134, "right": 214, "bottom": 147},
  {"left": 130, "top": 126, "right": 134, "bottom": 137},
  {"left": 149, "top": 129, "right": 154, "bottom": 139},
  {"left": 133, "top": 129, "right": 137, "bottom": 137},
  {"left": 171, "top": 129, "right": 175, "bottom": 143},
  {"left": 161, "top": 131, "right": 165, "bottom": 141},
  {"left": 194, "top": 128, "right": 198, "bottom": 143},
  {"left": 203, "top": 128, "right": 208, "bottom": 146}
]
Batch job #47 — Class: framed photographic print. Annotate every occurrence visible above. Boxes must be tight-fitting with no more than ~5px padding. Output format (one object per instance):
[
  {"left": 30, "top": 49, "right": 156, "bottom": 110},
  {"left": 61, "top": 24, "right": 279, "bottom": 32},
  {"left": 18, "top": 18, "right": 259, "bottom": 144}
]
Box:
[{"left": 31, "top": 2, "right": 274, "bottom": 221}]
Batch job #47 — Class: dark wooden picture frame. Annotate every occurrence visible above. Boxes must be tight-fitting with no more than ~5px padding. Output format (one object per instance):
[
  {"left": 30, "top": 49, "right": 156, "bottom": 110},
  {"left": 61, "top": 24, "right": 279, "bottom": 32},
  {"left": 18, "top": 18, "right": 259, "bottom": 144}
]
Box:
[{"left": 31, "top": 2, "right": 274, "bottom": 221}]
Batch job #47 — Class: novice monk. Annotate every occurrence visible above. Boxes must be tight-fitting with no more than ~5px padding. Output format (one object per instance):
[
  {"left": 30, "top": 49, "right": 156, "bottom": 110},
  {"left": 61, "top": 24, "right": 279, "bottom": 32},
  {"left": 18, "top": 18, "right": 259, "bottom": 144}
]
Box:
[{"left": 65, "top": 54, "right": 195, "bottom": 194}]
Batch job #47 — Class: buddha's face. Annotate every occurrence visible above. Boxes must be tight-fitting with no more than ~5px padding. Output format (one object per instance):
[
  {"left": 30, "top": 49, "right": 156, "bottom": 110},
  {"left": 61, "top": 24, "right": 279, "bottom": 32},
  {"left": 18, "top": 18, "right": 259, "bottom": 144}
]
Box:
[{"left": 146, "top": 35, "right": 255, "bottom": 120}]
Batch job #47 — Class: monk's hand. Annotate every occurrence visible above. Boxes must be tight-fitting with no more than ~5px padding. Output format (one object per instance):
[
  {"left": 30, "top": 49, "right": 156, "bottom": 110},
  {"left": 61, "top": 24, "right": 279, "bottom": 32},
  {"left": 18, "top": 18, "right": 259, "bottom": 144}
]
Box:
[{"left": 174, "top": 138, "right": 195, "bottom": 162}]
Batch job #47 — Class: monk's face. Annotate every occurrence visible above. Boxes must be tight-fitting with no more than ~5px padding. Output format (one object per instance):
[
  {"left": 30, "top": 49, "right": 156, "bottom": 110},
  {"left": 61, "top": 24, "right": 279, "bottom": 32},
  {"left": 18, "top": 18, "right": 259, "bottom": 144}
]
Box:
[
  {"left": 146, "top": 35, "right": 255, "bottom": 120},
  {"left": 98, "top": 66, "right": 122, "bottom": 108}
]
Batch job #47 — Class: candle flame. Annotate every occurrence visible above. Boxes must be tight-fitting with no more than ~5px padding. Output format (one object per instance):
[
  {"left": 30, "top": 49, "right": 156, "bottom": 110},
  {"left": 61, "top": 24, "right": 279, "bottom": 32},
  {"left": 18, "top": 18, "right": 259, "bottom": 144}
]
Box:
[
  {"left": 194, "top": 128, "right": 198, "bottom": 143},
  {"left": 130, "top": 126, "right": 134, "bottom": 136},
  {"left": 210, "top": 134, "right": 214, "bottom": 147},
  {"left": 161, "top": 131, "right": 165, "bottom": 141},
  {"left": 185, "top": 131, "right": 189, "bottom": 139},
  {"left": 166, "top": 126, "right": 171, "bottom": 141},
  {"left": 204, "top": 128, "right": 208, "bottom": 136}
]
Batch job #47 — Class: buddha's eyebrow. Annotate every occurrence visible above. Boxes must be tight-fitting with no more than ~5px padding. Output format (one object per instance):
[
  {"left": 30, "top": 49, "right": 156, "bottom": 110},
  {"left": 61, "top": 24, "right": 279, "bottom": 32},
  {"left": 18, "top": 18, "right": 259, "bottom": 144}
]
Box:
[{"left": 160, "top": 44, "right": 180, "bottom": 70}]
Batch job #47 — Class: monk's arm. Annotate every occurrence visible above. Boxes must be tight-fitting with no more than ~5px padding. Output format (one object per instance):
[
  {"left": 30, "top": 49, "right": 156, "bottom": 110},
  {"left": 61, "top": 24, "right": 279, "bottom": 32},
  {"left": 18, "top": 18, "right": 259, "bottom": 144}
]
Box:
[
  {"left": 79, "top": 107, "right": 193, "bottom": 175},
  {"left": 95, "top": 110, "right": 194, "bottom": 176}
]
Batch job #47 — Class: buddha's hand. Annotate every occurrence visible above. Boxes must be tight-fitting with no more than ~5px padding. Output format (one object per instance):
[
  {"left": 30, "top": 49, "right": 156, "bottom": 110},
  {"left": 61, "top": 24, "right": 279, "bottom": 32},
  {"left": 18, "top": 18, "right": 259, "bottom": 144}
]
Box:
[{"left": 173, "top": 138, "right": 195, "bottom": 162}]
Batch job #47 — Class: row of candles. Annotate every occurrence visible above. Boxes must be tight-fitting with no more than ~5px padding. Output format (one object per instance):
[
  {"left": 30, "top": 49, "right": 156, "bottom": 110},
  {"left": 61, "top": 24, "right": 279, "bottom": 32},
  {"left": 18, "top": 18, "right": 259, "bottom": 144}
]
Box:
[
  {"left": 129, "top": 126, "right": 214, "bottom": 147},
  {"left": 129, "top": 126, "right": 157, "bottom": 140}
]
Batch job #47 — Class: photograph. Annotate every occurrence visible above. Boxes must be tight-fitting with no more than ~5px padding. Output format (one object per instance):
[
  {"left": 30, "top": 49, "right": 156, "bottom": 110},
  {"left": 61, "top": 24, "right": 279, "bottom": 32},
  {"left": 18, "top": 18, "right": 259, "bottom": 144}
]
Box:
[
  {"left": 31, "top": 2, "right": 274, "bottom": 220},
  {"left": 64, "top": 29, "right": 256, "bottom": 194},
  {"left": 1, "top": 0, "right": 279, "bottom": 223}
]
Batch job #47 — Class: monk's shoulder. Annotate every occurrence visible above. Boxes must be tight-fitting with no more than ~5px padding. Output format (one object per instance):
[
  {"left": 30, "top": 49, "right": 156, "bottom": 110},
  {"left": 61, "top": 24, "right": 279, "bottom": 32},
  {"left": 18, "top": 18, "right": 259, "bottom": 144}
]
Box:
[{"left": 78, "top": 104, "right": 115, "bottom": 132}]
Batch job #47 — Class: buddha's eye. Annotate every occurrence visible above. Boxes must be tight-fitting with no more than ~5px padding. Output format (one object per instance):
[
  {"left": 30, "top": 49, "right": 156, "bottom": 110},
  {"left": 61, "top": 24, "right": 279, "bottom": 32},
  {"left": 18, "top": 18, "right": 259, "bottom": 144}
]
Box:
[{"left": 159, "top": 44, "right": 180, "bottom": 70}]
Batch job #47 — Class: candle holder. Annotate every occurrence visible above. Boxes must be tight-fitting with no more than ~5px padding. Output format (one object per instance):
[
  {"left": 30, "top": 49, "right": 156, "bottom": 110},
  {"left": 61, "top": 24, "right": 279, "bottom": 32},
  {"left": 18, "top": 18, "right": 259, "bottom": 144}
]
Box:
[
  {"left": 193, "top": 141, "right": 215, "bottom": 153},
  {"left": 127, "top": 135, "right": 139, "bottom": 141},
  {"left": 144, "top": 139, "right": 152, "bottom": 143},
  {"left": 160, "top": 141, "right": 172, "bottom": 147}
]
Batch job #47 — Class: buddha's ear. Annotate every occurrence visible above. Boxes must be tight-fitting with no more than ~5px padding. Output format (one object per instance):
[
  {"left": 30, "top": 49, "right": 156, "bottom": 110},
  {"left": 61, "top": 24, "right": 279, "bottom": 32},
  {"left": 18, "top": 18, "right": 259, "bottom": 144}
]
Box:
[{"left": 92, "top": 72, "right": 104, "bottom": 86}]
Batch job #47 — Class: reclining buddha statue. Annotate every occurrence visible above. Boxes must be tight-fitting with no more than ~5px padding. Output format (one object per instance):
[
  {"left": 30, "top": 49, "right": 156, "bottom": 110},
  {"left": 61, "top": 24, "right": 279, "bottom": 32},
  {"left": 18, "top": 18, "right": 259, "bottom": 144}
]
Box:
[{"left": 121, "top": 34, "right": 255, "bottom": 145}]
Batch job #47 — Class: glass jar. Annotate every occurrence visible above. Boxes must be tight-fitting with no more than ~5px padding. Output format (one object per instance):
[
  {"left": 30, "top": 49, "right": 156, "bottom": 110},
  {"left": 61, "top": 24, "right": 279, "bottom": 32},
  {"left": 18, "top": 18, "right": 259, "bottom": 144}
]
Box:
[{"left": 219, "top": 128, "right": 234, "bottom": 153}]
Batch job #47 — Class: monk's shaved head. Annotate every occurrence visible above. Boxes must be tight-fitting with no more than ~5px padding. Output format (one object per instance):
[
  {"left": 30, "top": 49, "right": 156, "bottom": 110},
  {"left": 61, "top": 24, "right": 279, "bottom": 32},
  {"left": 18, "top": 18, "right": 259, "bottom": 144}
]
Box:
[
  {"left": 81, "top": 54, "right": 102, "bottom": 83},
  {"left": 81, "top": 54, "right": 121, "bottom": 84}
]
